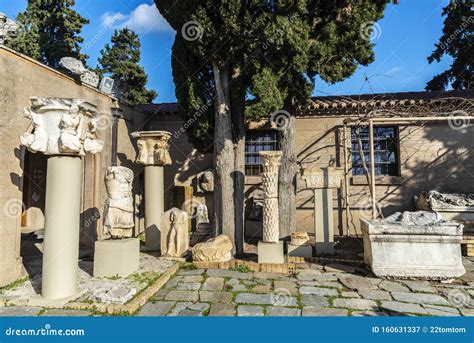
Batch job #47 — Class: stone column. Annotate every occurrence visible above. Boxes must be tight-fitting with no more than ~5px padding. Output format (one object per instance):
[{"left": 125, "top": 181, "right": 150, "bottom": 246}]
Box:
[
  {"left": 131, "top": 131, "right": 172, "bottom": 252},
  {"left": 258, "top": 151, "right": 284, "bottom": 263},
  {"left": 20, "top": 97, "right": 104, "bottom": 300},
  {"left": 302, "top": 168, "right": 344, "bottom": 255}
]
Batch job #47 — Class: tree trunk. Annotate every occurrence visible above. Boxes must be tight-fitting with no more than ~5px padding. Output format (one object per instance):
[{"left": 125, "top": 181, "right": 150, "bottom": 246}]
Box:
[
  {"left": 231, "top": 88, "right": 245, "bottom": 256},
  {"left": 278, "top": 114, "right": 297, "bottom": 239},
  {"left": 212, "top": 63, "right": 236, "bottom": 253}
]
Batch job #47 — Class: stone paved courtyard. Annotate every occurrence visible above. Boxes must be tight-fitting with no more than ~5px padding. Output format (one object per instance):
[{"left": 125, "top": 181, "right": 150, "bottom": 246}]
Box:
[
  {"left": 134, "top": 258, "right": 474, "bottom": 317},
  {"left": 1, "top": 258, "right": 473, "bottom": 317}
]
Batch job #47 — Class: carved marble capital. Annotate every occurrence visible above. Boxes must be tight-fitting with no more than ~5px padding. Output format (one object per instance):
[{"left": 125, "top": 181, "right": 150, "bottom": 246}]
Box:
[
  {"left": 131, "top": 131, "right": 172, "bottom": 166},
  {"left": 20, "top": 97, "right": 104, "bottom": 156},
  {"left": 302, "top": 167, "right": 344, "bottom": 189}
]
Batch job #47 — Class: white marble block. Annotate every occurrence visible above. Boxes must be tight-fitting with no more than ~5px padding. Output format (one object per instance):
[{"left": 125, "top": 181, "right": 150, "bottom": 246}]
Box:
[{"left": 361, "top": 213, "right": 465, "bottom": 279}]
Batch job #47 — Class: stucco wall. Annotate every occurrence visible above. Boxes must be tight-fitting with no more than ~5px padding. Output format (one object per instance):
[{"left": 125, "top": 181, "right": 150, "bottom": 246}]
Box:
[
  {"left": 148, "top": 110, "right": 474, "bottom": 239},
  {"left": 0, "top": 47, "right": 148, "bottom": 286}
]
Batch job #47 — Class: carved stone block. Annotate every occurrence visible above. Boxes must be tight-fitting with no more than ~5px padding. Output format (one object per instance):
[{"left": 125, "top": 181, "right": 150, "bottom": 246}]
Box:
[
  {"left": 192, "top": 234, "right": 233, "bottom": 262},
  {"left": 130, "top": 131, "right": 172, "bottom": 166},
  {"left": 20, "top": 97, "right": 104, "bottom": 156}
]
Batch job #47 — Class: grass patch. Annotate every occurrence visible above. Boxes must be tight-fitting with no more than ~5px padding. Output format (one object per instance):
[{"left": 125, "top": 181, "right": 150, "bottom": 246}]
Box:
[
  {"left": 0, "top": 276, "right": 29, "bottom": 292},
  {"left": 128, "top": 271, "right": 160, "bottom": 287},
  {"left": 229, "top": 265, "right": 252, "bottom": 273},
  {"left": 181, "top": 262, "right": 197, "bottom": 271}
]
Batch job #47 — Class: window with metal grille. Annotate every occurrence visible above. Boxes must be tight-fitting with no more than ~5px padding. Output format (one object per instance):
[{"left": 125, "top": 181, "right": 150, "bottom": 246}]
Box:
[
  {"left": 245, "top": 130, "right": 279, "bottom": 176},
  {"left": 351, "top": 126, "right": 399, "bottom": 176}
]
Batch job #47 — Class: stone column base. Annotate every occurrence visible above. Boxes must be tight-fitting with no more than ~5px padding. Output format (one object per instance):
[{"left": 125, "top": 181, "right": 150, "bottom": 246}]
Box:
[
  {"left": 93, "top": 238, "right": 139, "bottom": 278},
  {"left": 258, "top": 241, "right": 284, "bottom": 264},
  {"left": 288, "top": 243, "right": 313, "bottom": 258},
  {"left": 0, "top": 257, "right": 23, "bottom": 287}
]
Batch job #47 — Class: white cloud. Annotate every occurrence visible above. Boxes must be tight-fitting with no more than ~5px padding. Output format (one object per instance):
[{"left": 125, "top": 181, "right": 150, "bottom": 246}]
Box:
[{"left": 100, "top": 3, "right": 174, "bottom": 34}]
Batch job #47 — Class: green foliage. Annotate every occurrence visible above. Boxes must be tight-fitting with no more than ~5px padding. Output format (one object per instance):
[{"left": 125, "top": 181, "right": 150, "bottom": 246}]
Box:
[
  {"left": 0, "top": 276, "right": 29, "bottom": 292},
  {"left": 156, "top": 0, "right": 388, "bottom": 148},
  {"left": 97, "top": 28, "right": 157, "bottom": 105},
  {"left": 7, "top": 0, "right": 89, "bottom": 68},
  {"left": 128, "top": 271, "right": 160, "bottom": 286},
  {"left": 426, "top": 0, "right": 473, "bottom": 90},
  {"left": 228, "top": 264, "right": 253, "bottom": 273}
]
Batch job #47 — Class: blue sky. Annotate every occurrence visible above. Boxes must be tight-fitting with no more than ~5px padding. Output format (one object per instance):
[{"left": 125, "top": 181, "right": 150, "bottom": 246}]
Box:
[{"left": 1, "top": 0, "right": 452, "bottom": 103}]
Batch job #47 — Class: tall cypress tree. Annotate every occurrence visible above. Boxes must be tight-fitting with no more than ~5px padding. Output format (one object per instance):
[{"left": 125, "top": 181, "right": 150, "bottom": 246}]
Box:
[
  {"left": 426, "top": 0, "right": 473, "bottom": 90},
  {"left": 7, "top": 0, "right": 89, "bottom": 68},
  {"left": 156, "top": 1, "right": 388, "bottom": 253},
  {"left": 97, "top": 28, "right": 157, "bottom": 105}
]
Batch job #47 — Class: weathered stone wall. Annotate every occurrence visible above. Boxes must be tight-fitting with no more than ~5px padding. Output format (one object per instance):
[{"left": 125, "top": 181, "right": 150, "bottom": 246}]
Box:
[
  {"left": 0, "top": 47, "right": 148, "bottom": 286},
  {"left": 148, "top": 111, "right": 474, "bottom": 238}
]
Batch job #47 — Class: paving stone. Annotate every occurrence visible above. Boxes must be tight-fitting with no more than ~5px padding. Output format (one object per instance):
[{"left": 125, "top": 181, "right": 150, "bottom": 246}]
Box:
[
  {"left": 380, "top": 301, "right": 428, "bottom": 315},
  {"left": 266, "top": 307, "right": 301, "bottom": 316},
  {"left": 423, "top": 304, "right": 460, "bottom": 316},
  {"left": 341, "top": 292, "right": 360, "bottom": 298},
  {"left": 138, "top": 301, "right": 175, "bottom": 316},
  {"left": 209, "top": 303, "right": 236, "bottom": 316},
  {"left": 241, "top": 280, "right": 257, "bottom": 287},
  {"left": 256, "top": 278, "right": 272, "bottom": 285},
  {"left": 274, "top": 281, "right": 298, "bottom": 295},
  {"left": 226, "top": 278, "right": 240, "bottom": 286},
  {"left": 302, "top": 306, "right": 348, "bottom": 316},
  {"left": 177, "top": 269, "right": 205, "bottom": 276},
  {"left": 438, "top": 288, "right": 473, "bottom": 307},
  {"left": 164, "top": 290, "right": 199, "bottom": 302},
  {"left": 332, "top": 298, "right": 378, "bottom": 310},
  {"left": 40, "top": 309, "right": 92, "bottom": 316},
  {"left": 153, "top": 289, "right": 169, "bottom": 301},
  {"left": 181, "top": 275, "right": 204, "bottom": 283},
  {"left": 379, "top": 280, "right": 410, "bottom": 293},
  {"left": 253, "top": 272, "right": 282, "bottom": 279},
  {"left": 235, "top": 293, "right": 298, "bottom": 306},
  {"left": 295, "top": 269, "right": 322, "bottom": 281},
  {"left": 351, "top": 311, "right": 389, "bottom": 316},
  {"left": 300, "top": 295, "right": 330, "bottom": 307},
  {"left": 206, "top": 269, "right": 253, "bottom": 279},
  {"left": 310, "top": 264, "right": 324, "bottom": 270},
  {"left": 177, "top": 309, "right": 202, "bottom": 316},
  {"left": 299, "top": 286, "right": 339, "bottom": 297},
  {"left": 176, "top": 282, "right": 201, "bottom": 291},
  {"left": 338, "top": 275, "right": 378, "bottom": 290},
  {"left": 358, "top": 289, "right": 391, "bottom": 301},
  {"left": 199, "top": 291, "right": 233, "bottom": 303},
  {"left": 324, "top": 264, "right": 356, "bottom": 273},
  {"left": 164, "top": 276, "right": 182, "bottom": 289},
  {"left": 402, "top": 280, "right": 437, "bottom": 293},
  {"left": 251, "top": 285, "right": 273, "bottom": 293},
  {"left": 391, "top": 292, "right": 449, "bottom": 305},
  {"left": 313, "top": 273, "right": 339, "bottom": 282},
  {"left": 0, "top": 306, "right": 42, "bottom": 316},
  {"left": 237, "top": 305, "right": 264, "bottom": 316},
  {"left": 168, "top": 302, "right": 209, "bottom": 316},
  {"left": 317, "top": 281, "right": 345, "bottom": 290},
  {"left": 202, "top": 277, "right": 224, "bottom": 291}
]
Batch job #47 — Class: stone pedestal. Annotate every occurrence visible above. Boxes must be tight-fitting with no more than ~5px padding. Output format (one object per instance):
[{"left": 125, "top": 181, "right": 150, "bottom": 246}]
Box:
[
  {"left": 131, "top": 131, "right": 172, "bottom": 252},
  {"left": 93, "top": 238, "right": 139, "bottom": 278},
  {"left": 258, "top": 241, "right": 285, "bottom": 264},
  {"left": 361, "top": 215, "right": 465, "bottom": 279},
  {"left": 258, "top": 151, "right": 284, "bottom": 264},
  {"left": 302, "top": 168, "right": 344, "bottom": 255},
  {"left": 20, "top": 97, "right": 104, "bottom": 300}
]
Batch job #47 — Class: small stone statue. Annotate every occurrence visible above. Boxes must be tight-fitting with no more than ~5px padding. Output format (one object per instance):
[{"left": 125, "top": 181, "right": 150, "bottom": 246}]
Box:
[
  {"left": 103, "top": 166, "right": 135, "bottom": 239},
  {"left": 161, "top": 208, "right": 189, "bottom": 257},
  {"left": 197, "top": 170, "right": 214, "bottom": 193},
  {"left": 59, "top": 57, "right": 100, "bottom": 87}
]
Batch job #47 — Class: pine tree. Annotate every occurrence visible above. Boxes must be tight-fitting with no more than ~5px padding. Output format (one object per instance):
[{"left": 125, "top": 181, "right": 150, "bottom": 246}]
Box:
[
  {"left": 156, "top": 1, "right": 388, "bottom": 252},
  {"left": 7, "top": 0, "right": 89, "bottom": 68},
  {"left": 426, "top": 0, "right": 473, "bottom": 90},
  {"left": 97, "top": 29, "right": 157, "bottom": 105}
]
